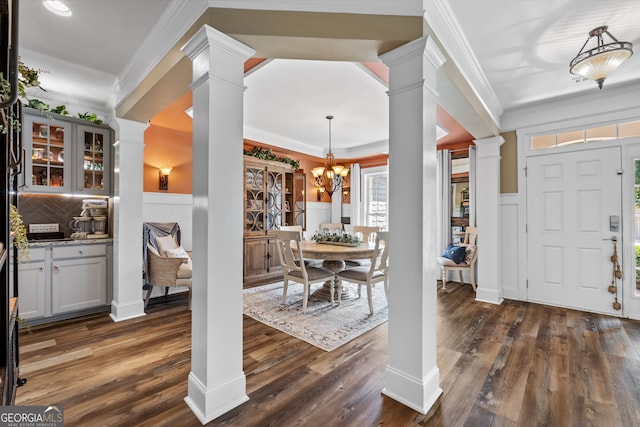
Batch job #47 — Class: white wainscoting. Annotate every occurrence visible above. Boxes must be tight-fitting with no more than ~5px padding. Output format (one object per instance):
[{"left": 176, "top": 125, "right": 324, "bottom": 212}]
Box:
[
  {"left": 305, "top": 202, "right": 332, "bottom": 239},
  {"left": 500, "top": 193, "right": 520, "bottom": 300},
  {"left": 143, "top": 192, "right": 193, "bottom": 249}
]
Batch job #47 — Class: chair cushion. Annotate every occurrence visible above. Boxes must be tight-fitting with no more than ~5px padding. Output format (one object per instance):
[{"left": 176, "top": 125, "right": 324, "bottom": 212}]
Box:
[
  {"left": 175, "top": 278, "right": 192, "bottom": 287},
  {"left": 338, "top": 267, "right": 384, "bottom": 282},
  {"left": 437, "top": 256, "right": 469, "bottom": 267},
  {"left": 156, "top": 235, "right": 179, "bottom": 255},
  {"left": 289, "top": 266, "right": 334, "bottom": 281},
  {"left": 441, "top": 244, "right": 466, "bottom": 264},
  {"left": 177, "top": 261, "right": 192, "bottom": 279}
]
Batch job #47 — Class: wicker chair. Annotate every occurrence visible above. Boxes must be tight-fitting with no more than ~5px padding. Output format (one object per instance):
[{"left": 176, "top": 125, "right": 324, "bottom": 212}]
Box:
[{"left": 144, "top": 244, "right": 192, "bottom": 309}]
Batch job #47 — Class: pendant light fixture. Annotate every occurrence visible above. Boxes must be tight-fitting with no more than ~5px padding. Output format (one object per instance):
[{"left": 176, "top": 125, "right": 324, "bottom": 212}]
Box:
[
  {"left": 311, "top": 115, "right": 349, "bottom": 200},
  {"left": 570, "top": 26, "right": 633, "bottom": 90}
]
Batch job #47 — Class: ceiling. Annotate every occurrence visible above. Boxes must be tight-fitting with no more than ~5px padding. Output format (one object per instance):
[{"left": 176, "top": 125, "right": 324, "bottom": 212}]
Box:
[{"left": 17, "top": 0, "right": 640, "bottom": 158}]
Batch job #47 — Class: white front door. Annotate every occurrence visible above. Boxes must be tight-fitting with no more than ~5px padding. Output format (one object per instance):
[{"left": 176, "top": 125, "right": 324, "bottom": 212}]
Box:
[{"left": 527, "top": 147, "right": 622, "bottom": 315}]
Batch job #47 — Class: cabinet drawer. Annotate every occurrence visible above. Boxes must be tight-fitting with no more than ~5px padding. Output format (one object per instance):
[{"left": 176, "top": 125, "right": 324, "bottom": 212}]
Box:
[
  {"left": 25, "top": 247, "right": 47, "bottom": 262},
  {"left": 53, "top": 244, "right": 106, "bottom": 259}
]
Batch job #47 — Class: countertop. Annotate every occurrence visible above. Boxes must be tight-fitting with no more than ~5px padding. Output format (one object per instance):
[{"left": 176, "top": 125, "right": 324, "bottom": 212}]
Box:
[{"left": 29, "top": 237, "right": 113, "bottom": 248}]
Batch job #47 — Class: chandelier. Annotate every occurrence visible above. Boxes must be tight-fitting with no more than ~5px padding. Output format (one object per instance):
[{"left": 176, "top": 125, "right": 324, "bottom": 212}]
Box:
[
  {"left": 311, "top": 115, "right": 349, "bottom": 200},
  {"left": 570, "top": 26, "right": 633, "bottom": 90}
]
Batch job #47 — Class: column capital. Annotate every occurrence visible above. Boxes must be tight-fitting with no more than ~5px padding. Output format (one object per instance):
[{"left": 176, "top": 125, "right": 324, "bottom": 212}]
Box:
[
  {"left": 112, "top": 118, "right": 149, "bottom": 144},
  {"left": 181, "top": 24, "right": 255, "bottom": 63},
  {"left": 380, "top": 36, "right": 445, "bottom": 70},
  {"left": 474, "top": 135, "right": 505, "bottom": 158}
]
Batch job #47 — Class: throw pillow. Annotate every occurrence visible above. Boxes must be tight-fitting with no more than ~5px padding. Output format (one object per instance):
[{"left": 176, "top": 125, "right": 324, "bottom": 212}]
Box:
[
  {"left": 165, "top": 246, "right": 190, "bottom": 259},
  {"left": 156, "top": 234, "right": 178, "bottom": 255},
  {"left": 442, "top": 243, "right": 466, "bottom": 264},
  {"left": 461, "top": 244, "right": 477, "bottom": 264}
]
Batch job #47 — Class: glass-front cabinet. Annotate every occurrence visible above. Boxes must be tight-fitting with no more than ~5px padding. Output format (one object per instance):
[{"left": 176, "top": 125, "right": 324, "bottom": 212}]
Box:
[
  {"left": 23, "top": 115, "right": 72, "bottom": 193},
  {"left": 22, "top": 108, "right": 112, "bottom": 195},
  {"left": 76, "top": 124, "right": 110, "bottom": 195},
  {"left": 243, "top": 155, "right": 306, "bottom": 283}
]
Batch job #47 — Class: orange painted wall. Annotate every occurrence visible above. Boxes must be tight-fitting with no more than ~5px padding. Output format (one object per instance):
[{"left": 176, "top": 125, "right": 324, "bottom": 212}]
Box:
[
  {"left": 141, "top": 127, "right": 390, "bottom": 202},
  {"left": 143, "top": 125, "right": 193, "bottom": 194}
]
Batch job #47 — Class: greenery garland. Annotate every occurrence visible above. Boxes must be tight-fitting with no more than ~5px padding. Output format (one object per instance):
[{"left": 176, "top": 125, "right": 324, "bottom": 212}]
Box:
[
  {"left": 244, "top": 146, "right": 300, "bottom": 170},
  {"left": 10, "top": 204, "right": 29, "bottom": 263},
  {"left": 1, "top": 58, "right": 104, "bottom": 127}
]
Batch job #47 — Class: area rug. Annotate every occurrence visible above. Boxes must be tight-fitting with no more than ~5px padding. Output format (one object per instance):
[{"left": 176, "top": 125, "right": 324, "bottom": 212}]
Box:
[{"left": 243, "top": 281, "right": 388, "bottom": 351}]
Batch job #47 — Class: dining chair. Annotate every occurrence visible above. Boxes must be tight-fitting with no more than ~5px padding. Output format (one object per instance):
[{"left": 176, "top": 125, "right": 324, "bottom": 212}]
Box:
[
  {"left": 436, "top": 226, "right": 478, "bottom": 291},
  {"left": 319, "top": 223, "right": 344, "bottom": 234},
  {"left": 345, "top": 225, "right": 380, "bottom": 268},
  {"left": 274, "top": 230, "right": 336, "bottom": 313},
  {"left": 336, "top": 231, "right": 389, "bottom": 315}
]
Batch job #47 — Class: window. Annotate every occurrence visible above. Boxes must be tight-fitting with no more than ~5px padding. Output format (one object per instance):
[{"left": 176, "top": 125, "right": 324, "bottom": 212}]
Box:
[
  {"left": 531, "top": 118, "right": 640, "bottom": 150},
  {"left": 362, "top": 167, "right": 388, "bottom": 229}
]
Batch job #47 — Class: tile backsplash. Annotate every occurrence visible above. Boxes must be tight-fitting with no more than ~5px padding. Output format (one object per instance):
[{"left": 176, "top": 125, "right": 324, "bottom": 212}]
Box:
[{"left": 18, "top": 194, "right": 108, "bottom": 237}]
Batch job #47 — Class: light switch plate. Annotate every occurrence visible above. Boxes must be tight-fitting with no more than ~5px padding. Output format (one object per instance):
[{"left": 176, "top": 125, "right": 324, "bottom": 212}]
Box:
[{"left": 29, "top": 223, "right": 60, "bottom": 233}]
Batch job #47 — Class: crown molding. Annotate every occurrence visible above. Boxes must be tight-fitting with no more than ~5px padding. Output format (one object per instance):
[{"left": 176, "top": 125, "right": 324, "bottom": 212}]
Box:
[
  {"left": 244, "top": 126, "right": 325, "bottom": 157},
  {"left": 206, "top": 0, "right": 424, "bottom": 16},
  {"left": 502, "top": 80, "right": 640, "bottom": 132},
  {"left": 116, "top": 0, "right": 208, "bottom": 108},
  {"left": 424, "top": 0, "right": 503, "bottom": 129}
]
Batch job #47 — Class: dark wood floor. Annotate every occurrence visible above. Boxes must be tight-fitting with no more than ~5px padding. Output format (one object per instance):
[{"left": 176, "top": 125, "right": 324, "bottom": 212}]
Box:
[{"left": 15, "top": 284, "right": 640, "bottom": 426}]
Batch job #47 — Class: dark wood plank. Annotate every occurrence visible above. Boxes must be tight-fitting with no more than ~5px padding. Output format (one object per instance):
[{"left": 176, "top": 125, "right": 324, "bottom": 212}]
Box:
[{"left": 14, "top": 284, "right": 640, "bottom": 427}]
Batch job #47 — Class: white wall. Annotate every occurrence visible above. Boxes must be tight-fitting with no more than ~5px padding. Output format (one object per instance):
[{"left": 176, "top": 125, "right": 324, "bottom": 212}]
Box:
[
  {"left": 142, "top": 192, "right": 193, "bottom": 249},
  {"left": 305, "top": 201, "right": 332, "bottom": 239}
]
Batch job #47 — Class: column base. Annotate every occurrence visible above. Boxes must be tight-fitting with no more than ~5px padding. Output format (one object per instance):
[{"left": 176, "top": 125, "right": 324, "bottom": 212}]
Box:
[
  {"left": 475, "top": 288, "right": 504, "bottom": 305},
  {"left": 382, "top": 365, "right": 442, "bottom": 415},
  {"left": 109, "top": 299, "right": 145, "bottom": 322},
  {"left": 185, "top": 371, "right": 249, "bottom": 424}
]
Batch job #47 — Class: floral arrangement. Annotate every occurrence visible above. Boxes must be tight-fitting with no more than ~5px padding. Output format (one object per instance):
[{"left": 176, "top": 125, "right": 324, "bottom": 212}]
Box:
[
  {"left": 10, "top": 205, "right": 29, "bottom": 263},
  {"left": 311, "top": 232, "right": 362, "bottom": 246}
]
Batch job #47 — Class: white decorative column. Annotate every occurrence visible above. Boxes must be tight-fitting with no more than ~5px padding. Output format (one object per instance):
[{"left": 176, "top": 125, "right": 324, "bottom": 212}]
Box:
[
  {"left": 110, "top": 118, "right": 147, "bottom": 322},
  {"left": 380, "top": 36, "right": 445, "bottom": 414},
  {"left": 181, "top": 25, "right": 254, "bottom": 424},
  {"left": 473, "top": 136, "right": 505, "bottom": 304}
]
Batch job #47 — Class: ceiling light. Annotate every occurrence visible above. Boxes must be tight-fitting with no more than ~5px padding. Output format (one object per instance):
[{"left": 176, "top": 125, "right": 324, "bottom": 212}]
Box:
[
  {"left": 311, "top": 115, "right": 349, "bottom": 200},
  {"left": 570, "top": 26, "right": 633, "bottom": 90},
  {"left": 43, "top": 0, "right": 72, "bottom": 17}
]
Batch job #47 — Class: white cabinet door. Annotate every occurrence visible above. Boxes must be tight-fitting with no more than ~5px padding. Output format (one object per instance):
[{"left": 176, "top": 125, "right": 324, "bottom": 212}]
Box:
[
  {"left": 23, "top": 112, "right": 72, "bottom": 193},
  {"left": 51, "top": 257, "right": 107, "bottom": 314},
  {"left": 75, "top": 124, "right": 111, "bottom": 195},
  {"left": 17, "top": 261, "right": 47, "bottom": 319}
]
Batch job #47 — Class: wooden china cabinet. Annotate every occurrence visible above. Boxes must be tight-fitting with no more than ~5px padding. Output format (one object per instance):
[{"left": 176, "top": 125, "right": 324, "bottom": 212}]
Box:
[{"left": 243, "top": 156, "right": 306, "bottom": 283}]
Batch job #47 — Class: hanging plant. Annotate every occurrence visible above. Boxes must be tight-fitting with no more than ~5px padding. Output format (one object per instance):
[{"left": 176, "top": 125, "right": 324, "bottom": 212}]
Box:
[{"left": 9, "top": 205, "right": 29, "bottom": 263}]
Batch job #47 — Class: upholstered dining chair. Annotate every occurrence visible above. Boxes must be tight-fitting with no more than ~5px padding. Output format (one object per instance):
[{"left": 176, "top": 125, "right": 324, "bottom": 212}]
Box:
[
  {"left": 274, "top": 230, "right": 336, "bottom": 313},
  {"left": 319, "top": 223, "right": 343, "bottom": 234},
  {"left": 345, "top": 225, "right": 380, "bottom": 268},
  {"left": 436, "top": 226, "right": 478, "bottom": 291},
  {"left": 336, "top": 231, "right": 389, "bottom": 315}
]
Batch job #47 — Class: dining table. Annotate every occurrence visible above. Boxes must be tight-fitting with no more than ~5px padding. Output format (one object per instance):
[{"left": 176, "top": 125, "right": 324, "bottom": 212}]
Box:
[{"left": 294, "top": 240, "right": 378, "bottom": 301}]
